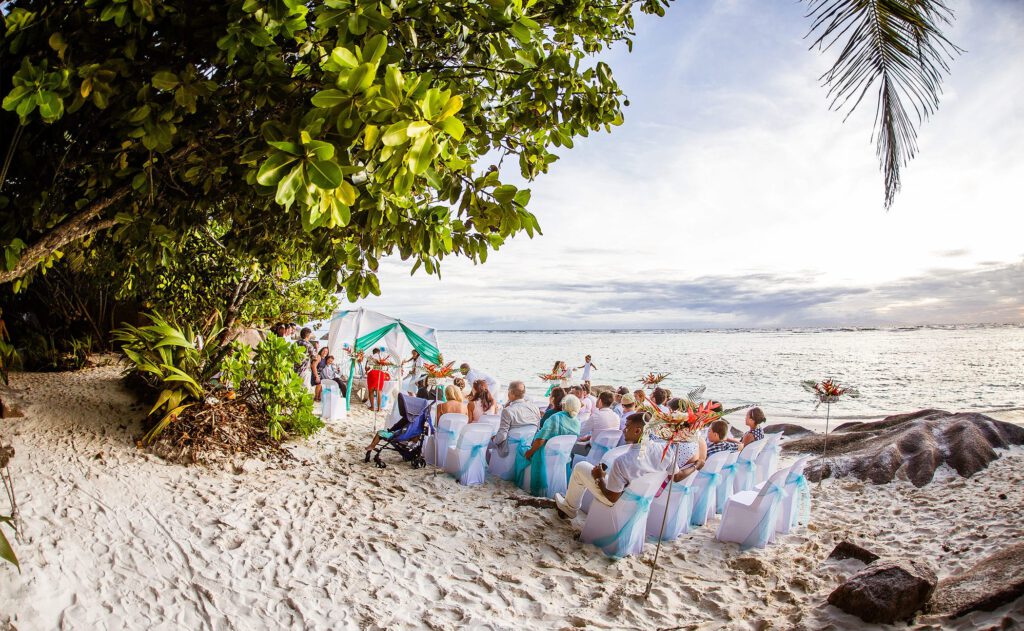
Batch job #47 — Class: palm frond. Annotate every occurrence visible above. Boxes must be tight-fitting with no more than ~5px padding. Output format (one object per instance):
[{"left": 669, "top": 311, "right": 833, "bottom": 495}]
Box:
[{"left": 805, "top": 0, "right": 962, "bottom": 208}]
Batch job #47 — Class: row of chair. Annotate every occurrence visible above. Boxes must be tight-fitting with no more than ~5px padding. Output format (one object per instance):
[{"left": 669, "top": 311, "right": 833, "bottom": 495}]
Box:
[{"left": 419, "top": 412, "right": 813, "bottom": 558}]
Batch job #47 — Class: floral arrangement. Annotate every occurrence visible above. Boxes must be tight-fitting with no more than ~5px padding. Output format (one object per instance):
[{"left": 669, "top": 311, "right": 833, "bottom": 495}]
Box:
[
  {"left": 371, "top": 353, "right": 395, "bottom": 369},
  {"left": 424, "top": 355, "right": 457, "bottom": 378},
  {"left": 538, "top": 371, "right": 563, "bottom": 382},
  {"left": 640, "top": 372, "right": 670, "bottom": 387},
  {"left": 637, "top": 390, "right": 723, "bottom": 460},
  {"left": 344, "top": 347, "right": 365, "bottom": 364},
  {"left": 802, "top": 378, "right": 858, "bottom": 408}
]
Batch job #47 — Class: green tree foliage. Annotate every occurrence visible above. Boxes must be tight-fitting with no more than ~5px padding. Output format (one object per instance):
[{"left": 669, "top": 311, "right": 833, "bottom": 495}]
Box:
[{"left": 0, "top": 0, "right": 668, "bottom": 298}]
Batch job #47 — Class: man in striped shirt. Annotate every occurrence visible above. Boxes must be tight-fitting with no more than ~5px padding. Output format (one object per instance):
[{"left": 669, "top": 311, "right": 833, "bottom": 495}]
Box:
[{"left": 706, "top": 420, "right": 739, "bottom": 457}]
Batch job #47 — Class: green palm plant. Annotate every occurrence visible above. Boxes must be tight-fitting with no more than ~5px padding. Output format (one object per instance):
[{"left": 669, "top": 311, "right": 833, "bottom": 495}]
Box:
[
  {"left": 112, "top": 312, "right": 224, "bottom": 443},
  {"left": 805, "top": 0, "right": 962, "bottom": 208}
]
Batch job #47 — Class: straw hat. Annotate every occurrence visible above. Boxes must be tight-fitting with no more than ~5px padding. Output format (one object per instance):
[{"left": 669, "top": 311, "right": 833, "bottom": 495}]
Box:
[{"left": 621, "top": 393, "right": 636, "bottom": 405}]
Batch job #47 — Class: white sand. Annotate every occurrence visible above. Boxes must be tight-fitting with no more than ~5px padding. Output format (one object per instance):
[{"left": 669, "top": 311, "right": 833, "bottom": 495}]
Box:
[{"left": 2, "top": 363, "right": 1023, "bottom": 629}]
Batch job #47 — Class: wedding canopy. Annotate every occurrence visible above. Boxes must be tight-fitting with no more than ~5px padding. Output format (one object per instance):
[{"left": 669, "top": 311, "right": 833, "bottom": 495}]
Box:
[{"left": 326, "top": 308, "right": 441, "bottom": 409}]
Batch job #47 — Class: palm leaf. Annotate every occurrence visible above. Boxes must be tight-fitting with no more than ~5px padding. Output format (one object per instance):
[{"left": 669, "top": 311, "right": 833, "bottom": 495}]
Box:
[
  {"left": 805, "top": 0, "right": 961, "bottom": 207},
  {"left": 0, "top": 519, "right": 19, "bottom": 571}
]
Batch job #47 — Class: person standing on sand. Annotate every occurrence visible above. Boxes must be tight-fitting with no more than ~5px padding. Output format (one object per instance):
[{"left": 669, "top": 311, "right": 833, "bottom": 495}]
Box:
[
  {"left": 493, "top": 381, "right": 541, "bottom": 457},
  {"left": 577, "top": 355, "right": 597, "bottom": 387},
  {"left": 460, "top": 363, "right": 499, "bottom": 395}
]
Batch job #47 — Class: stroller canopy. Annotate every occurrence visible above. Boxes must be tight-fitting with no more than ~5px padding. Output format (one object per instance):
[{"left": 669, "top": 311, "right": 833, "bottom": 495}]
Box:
[{"left": 327, "top": 307, "right": 442, "bottom": 410}]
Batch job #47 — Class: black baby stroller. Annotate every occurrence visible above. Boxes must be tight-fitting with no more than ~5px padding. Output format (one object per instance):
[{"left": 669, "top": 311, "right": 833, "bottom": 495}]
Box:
[{"left": 366, "top": 394, "right": 434, "bottom": 469}]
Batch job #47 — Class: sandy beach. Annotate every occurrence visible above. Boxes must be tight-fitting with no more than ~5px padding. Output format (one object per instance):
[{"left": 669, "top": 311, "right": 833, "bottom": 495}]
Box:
[{"left": 1, "top": 363, "right": 1023, "bottom": 630}]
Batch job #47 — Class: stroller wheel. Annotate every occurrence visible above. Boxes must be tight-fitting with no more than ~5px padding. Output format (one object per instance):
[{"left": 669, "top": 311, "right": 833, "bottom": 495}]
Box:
[
  {"left": 413, "top": 458, "right": 426, "bottom": 470},
  {"left": 375, "top": 461, "right": 387, "bottom": 469}
]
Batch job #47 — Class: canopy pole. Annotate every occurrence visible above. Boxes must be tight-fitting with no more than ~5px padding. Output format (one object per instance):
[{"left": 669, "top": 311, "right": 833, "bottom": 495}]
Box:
[{"left": 345, "top": 307, "right": 363, "bottom": 411}]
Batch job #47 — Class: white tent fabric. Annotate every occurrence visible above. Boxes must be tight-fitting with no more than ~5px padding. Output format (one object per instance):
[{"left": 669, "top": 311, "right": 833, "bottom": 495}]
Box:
[{"left": 326, "top": 307, "right": 441, "bottom": 409}]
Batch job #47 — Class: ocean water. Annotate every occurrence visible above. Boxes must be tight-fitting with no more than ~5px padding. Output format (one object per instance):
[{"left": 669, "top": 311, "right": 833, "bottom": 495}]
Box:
[{"left": 437, "top": 325, "right": 1024, "bottom": 422}]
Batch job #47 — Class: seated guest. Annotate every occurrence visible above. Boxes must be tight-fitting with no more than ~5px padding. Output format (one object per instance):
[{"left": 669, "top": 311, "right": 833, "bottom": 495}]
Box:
[
  {"left": 517, "top": 394, "right": 582, "bottom": 496},
  {"left": 320, "top": 355, "right": 348, "bottom": 396},
  {"left": 741, "top": 407, "right": 767, "bottom": 448},
  {"left": 651, "top": 387, "right": 669, "bottom": 413},
  {"left": 435, "top": 385, "right": 468, "bottom": 418},
  {"left": 554, "top": 412, "right": 657, "bottom": 519},
  {"left": 612, "top": 387, "right": 628, "bottom": 416},
  {"left": 541, "top": 387, "right": 567, "bottom": 422},
  {"left": 492, "top": 381, "right": 541, "bottom": 456},
  {"left": 583, "top": 384, "right": 598, "bottom": 415},
  {"left": 569, "top": 385, "right": 592, "bottom": 418},
  {"left": 578, "top": 391, "right": 620, "bottom": 445},
  {"left": 706, "top": 419, "right": 739, "bottom": 456},
  {"left": 467, "top": 379, "right": 499, "bottom": 422},
  {"left": 617, "top": 393, "right": 637, "bottom": 430}
]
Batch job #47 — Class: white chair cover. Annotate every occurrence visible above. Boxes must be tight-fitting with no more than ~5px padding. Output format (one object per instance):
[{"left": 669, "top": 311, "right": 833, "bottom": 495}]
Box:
[
  {"left": 520, "top": 434, "right": 576, "bottom": 498},
  {"left": 689, "top": 451, "right": 731, "bottom": 527},
  {"left": 754, "top": 433, "right": 783, "bottom": 485},
  {"left": 733, "top": 438, "right": 767, "bottom": 494},
  {"left": 645, "top": 467, "right": 697, "bottom": 542},
  {"left": 756, "top": 455, "right": 812, "bottom": 534},
  {"left": 581, "top": 471, "right": 665, "bottom": 558},
  {"left": 716, "top": 450, "right": 740, "bottom": 514},
  {"left": 572, "top": 429, "right": 623, "bottom": 469},
  {"left": 488, "top": 425, "right": 536, "bottom": 481},
  {"left": 423, "top": 413, "right": 467, "bottom": 468},
  {"left": 477, "top": 414, "right": 501, "bottom": 437},
  {"left": 320, "top": 380, "right": 347, "bottom": 422},
  {"left": 444, "top": 424, "right": 492, "bottom": 486},
  {"left": 716, "top": 468, "right": 790, "bottom": 549}
]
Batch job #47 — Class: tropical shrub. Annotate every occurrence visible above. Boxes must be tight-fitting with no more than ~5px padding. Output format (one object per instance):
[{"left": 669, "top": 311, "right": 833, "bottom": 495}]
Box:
[
  {"left": 222, "top": 336, "right": 323, "bottom": 440},
  {"left": 112, "top": 312, "right": 224, "bottom": 443}
]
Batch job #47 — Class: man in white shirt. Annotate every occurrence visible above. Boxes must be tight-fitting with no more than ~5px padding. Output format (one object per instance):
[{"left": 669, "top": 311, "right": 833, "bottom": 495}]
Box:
[
  {"left": 460, "top": 362, "right": 499, "bottom": 395},
  {"left": 577, "top": 391, "right": 620, "bottom": 444},
  {"left": 571, "top": 385, "right": 595, "bottom": 418},
  {"left": 492, "top": 381, "right": 541, "bottom": 456},
  {"left": 554, "top": 413, "right": 659, "bottom": 519}
]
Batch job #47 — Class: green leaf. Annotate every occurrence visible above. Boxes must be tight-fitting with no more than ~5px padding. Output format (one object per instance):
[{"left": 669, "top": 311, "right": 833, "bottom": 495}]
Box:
[
  {"left": 152, "top": 71, "right": 179, "bottom": 91},
  {"left": 36, "top": 91, "right": 64, "bottom": 122},
  {"left": 308, "top": 160, "right": 342, "bottom": 189},
  {"left": 0, "top": 526, "right": 19, "bottom": 571},
  {"left": 436, "top": 95, "right": 463, "bottom": 121},
  {"left": 364, "top": 34, "right": 387, "bottom": 64},
  {"left": 493, "top": 184, "right": 517, "bottom": 204},
  {"left": 303, "top": 140, "right": 335, "bottom": 161},
  {"left": 311, "top": 89, "right": 347, "bottom": 108},
  {"left": 275, "top": 164, "right": 305, "bottom": 208},
  {"left": 407, "top": 120, "right": 431, "bottom": 137},
  {"left": 267, "top": 141, "right": 302, "bottom": 156},
  {"left": 256, "top": 152, "right": 299, "bottom": 186},
  {"left": 363, "top": 124, "right": 379, "bottom": 148},
  {"left": 337, "top": 180, "right": 357, "bottom": 206},
  {"left": 438, "top": 116, "right": 465, "bottom": 141},
  {"left": 407, "top": 132, "right": 437, "bottom": 175},
  {"left": 330, "top": 47, "right": 359, "bottom": 68},
  {"left": 381, "top": 120, "right": 410, "bottom": 146},
  {"left": 347, "top": 63, "right": 377, "bottom": 93}
]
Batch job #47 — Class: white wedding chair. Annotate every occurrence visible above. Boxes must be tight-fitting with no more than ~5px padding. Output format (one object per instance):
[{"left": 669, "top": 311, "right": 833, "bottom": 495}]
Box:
[
  {"left": 444, "top": 424, "right": 492, "bottom": 486},
  {"left": 717, "top": 468, "right": 790, "bottom": 549},
  {"left": 423, "top": 413, "right": 467, "bottom": 468},
  {"left": 715, "top": 450, "right": 740, "bottom": 514},
  {"left": 645, "top": 467, "right": 698, "bottom": 542},
  {"left": 733, "top": 438, "right": 766, "bottom": 494},
  {"left": 320, "top": 381, "right": 347, "bottom": 422},
  {"left": 582, "top": 471, "right": 665, "bottom": 558},
  {"left": 689, "top": 451, "right": 731, "bottom": 527},
  {"left": 488, "top": 425, "right": 536, "bottom": 481},
  {"left": 572, "top": 429, "right": 623, "bottom": 469},
  {"left": 755, "top": 455, "right": 812, "bottom": 534},
  {"left": 580, "top": 444, "right": 631, "bottom": 514},
  {"left": 519, "top": 434, "right": 576, "bottom": 498},
  {"left": 754, "top": 433, "right": 783, "bottom": 485},
  {"left": 477, "top": 414, "right": 501, "bottom": 437}
]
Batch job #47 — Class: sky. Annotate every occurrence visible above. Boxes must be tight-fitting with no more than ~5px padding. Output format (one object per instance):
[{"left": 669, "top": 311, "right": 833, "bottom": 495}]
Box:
[{"left": 351, "top": 0, "right": 1024, "bottom": 330}]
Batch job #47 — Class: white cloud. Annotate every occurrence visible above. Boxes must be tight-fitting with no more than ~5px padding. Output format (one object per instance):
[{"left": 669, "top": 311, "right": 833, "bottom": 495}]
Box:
[{"left": 351, "top": 0, "right": 1024, "bottom": 329}]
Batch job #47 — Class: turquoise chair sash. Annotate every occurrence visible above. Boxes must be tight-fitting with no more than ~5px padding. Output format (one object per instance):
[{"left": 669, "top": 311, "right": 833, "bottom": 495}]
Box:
[
  {"left": 717, "top": 463, "right": 737, "bottom": 514},
  {"left": 690, "top": 470, "right": 720, "bottom": 527},
  {"left": 457, "top": 443, "right": 486, "bottom": 482},
  {"left": 788, "top": 472, "right": 810, "bottom": 528},
  {"left": 740, "top": 483, "right": 785, "bottom": 550},
  {"left": 652, "top": 484, "right": 692, "bottom": 542},
  {"left": 592, "top": 489, "right": 654, "bottom": 558}
]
